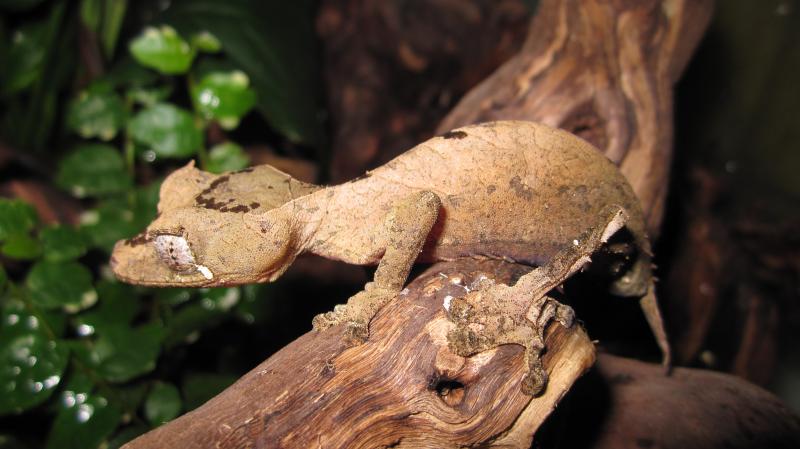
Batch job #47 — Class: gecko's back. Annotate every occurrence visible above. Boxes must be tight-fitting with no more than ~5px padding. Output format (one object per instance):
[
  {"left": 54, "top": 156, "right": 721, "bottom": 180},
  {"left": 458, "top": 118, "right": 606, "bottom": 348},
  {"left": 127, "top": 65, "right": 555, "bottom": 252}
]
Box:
[{"left": 315, "top": 121, "right": 649, "bottom": 287}]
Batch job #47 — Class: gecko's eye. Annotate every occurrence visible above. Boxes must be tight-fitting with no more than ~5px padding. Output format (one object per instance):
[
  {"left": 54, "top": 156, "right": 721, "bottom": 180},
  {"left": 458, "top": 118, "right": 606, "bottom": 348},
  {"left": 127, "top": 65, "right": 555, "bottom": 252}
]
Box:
[
  {"left": 152, "top": 234, "right": 215, "bottom": 280},
  {"left": 153, "top": 234, "right": 196, "bottom": 272}
]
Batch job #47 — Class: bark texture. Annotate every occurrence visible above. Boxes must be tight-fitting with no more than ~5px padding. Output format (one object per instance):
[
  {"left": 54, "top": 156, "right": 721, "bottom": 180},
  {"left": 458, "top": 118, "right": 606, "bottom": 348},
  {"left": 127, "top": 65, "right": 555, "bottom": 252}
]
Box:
[
  {"left": 123, "top": 259, "right": 596, "bottom": 448},
  {"left": 438, "top": 0, "right": 713, "bottom": 235}
]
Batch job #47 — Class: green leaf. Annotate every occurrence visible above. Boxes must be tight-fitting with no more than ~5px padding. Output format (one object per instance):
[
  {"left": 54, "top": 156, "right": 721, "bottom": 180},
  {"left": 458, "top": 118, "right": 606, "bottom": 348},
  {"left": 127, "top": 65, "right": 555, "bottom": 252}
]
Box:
[
  {"left": 0, "top": 333, "right": 68, "bottom": 414},
  {"left": 41, "top": 225, "right": 88, "bottom": 262},
  {"left": 144, "top": 382, "right": 181, "bottom": 425},
  {"left": 126, "top": 85, "right": 172, "bottom": 107},
  {"left": 74, "top": 280, "right": 140, "bottom": 336},
  {"left": 79, "top": 182, "right": 160, "bottom": 252},
  {"left": 100, "top": 0, "right": 127, "bottom": 59},
  {"left": 2, "top": 297, "right": 67, "bottom": 338},
  {"left": 1, "top": 23, "right": 46, "bottom": 95},
  {"left": 56, "top": 144, "right": 132, "bottom": 198},
  {"left": 155, "top": 288, "right": 193, "bottom": 307},
  {"left": 105, "top": 57, "right": 158, "bottom": 87},
  {"left": 164, "top": 288, "right": 239, "bottom": 347},
  {"left": 92, "top": 323, "right": 164, "bottom": 382},
  {"left": 129, "top": 103, "right": 202, "bottom": 158},
  {"left": 1, "top": 232, "right": 41, "bottom": 260},
  {"left": 191, "top": 71, "right": 255, "bottom": 129},
  {"left": 80, "top": 0, "right": 102, "bottom": 32},
  {"left": 206, "top": 142, "right": 249, "bottom": 174},
  {"left": 159, "top": 0, "right": 325, "bottom": 146},
  {"left": 26, "top": 262, "right": 97, "bottom": 312},
  {"left": 0, "top": 199, "right": 38, "bottom": 240},
  {"left": 191, "top": 31, "right": 221, "bottom": 53},
  {"left": 45, "top": 372, "right": 122, "bottom": 449},
  {"left": 66, "top": 88, "right": 126, "bottom": 140},
  {"left": 181, "top": 372, "right": 236, "bottom": 411},
  {"left": 129, "top": 25, "right": 195, "bottom": 75}
]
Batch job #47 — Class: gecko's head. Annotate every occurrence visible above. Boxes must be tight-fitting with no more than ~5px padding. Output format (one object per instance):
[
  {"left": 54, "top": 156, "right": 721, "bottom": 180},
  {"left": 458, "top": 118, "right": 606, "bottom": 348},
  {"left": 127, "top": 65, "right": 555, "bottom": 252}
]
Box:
[
  {"left": 111, "top": 207, "right": 296, "bottom": 287},
  {"left": 110, "top": 161, "right": 317, "bottom": 287}
]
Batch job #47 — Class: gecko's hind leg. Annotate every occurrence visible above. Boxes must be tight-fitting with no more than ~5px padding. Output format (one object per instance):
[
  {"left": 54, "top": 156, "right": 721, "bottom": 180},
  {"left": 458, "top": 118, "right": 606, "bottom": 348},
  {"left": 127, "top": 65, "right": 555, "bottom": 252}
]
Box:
[
  {"left": 447, "top": 205, "right": 627, "bottom": 395},
  {"left": 312, "top": 190, "right": 442, "bottom": 346}
]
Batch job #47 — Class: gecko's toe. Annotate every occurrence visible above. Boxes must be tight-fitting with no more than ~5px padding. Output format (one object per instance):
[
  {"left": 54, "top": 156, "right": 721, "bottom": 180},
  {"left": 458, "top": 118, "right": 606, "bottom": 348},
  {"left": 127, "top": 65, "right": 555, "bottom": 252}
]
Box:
[
  {"left": 311, "top": 310, "right": 341, "bottom": 332},
  {"left": 521, "top": 359, "right": 548, "bottom": 396},
  {"left": 343, "top": 321, "right": 369, "bottom": 346}
]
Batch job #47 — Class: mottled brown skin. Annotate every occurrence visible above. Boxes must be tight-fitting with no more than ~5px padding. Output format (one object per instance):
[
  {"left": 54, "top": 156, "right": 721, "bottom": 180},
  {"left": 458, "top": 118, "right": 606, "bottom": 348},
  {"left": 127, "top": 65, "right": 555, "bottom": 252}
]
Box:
[{"left": 111, "top": 120, "right": 669, "bottom": 392}]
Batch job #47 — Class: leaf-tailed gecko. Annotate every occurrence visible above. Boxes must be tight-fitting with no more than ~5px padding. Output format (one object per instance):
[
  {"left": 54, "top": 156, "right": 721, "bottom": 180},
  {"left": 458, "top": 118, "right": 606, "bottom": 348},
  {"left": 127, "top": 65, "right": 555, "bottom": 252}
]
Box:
[{"left": 111, "top": 120, "right": 669, "bottom": 395}]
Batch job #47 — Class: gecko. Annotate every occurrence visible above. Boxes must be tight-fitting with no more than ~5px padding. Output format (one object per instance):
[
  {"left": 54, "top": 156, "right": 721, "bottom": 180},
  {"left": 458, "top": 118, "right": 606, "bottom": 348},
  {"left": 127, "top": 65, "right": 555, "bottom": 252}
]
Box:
[{"left": 110, "top": 120, "right": 669, "bottom": 395}]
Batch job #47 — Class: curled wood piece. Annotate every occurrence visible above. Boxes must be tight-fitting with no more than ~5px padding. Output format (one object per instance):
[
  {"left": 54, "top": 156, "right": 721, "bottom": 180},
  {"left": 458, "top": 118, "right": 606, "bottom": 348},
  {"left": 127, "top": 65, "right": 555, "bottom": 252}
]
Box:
[
  {"left": 438, "top": 0, "right": 713, "bottom": 235},
  {"left": 123, "top": 259, "right": 595, "bottom": 449},
  {"left": 557, "top": 354, "right": 800, "bottom": 449}
]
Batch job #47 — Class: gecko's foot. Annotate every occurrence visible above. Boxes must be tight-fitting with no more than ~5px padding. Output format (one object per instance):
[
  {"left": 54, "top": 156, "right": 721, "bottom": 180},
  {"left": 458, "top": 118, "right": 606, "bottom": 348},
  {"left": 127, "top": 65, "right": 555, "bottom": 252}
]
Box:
[
  {"left": 446, "top": 286, "right": 574, "bottom": 396},
  {"left": 311, "top": 286, "right": 395, "bottom": 346}
]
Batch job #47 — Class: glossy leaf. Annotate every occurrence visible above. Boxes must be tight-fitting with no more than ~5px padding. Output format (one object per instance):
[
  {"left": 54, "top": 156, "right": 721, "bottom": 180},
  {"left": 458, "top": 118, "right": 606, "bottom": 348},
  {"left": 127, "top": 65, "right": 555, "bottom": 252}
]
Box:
[
  {"left": 41, "top": 225, "right": 88, "bottom": 262},
  {"left": 99, "top": 0, "right": 127, "bottom": 59},
  {"left": 144, "top": 382, "right": 182, "bottom": 425},
  {"left": 66, "top": 88, "right": 126, "bottom": 140},
  {"left": 92, "top": 323, "right": 164, "bottom": 382},
  {"left": 129, "top": 25, "right": 195, "bottom": 75},
  {"left": 105, "top": 57, "right": 158, "bottom": 87},
  {"left": 191, "top": 31, "right": 221, "bottom": 53},
  {"left": 126, "top": 85, "right": 172, "bottom": 107},
  {"left": 160, "top": 0, "right": 325, "bottom": 146},
  {"left": 1, "top": 23, "right": 45, "bottom": 95},
  {"left": 74, "top": 280, "right": 140, "bottom": 336},
  {"left": 191, "top": 71, "right": 255, "bottom": 129},
  {"left": 164, "top": 288, "right": 239, "bottom": 347},
  {"left": 0, "top": 333, "right": 68, "bottom": 415},
  {"left": 0, "top": 199, "right": 38, "bottom": 240},
  {"left": 206, "top": 142, "right": 249, "bottom": 174},
  {"left": 2, "top": 298, "right": 67, "bottom": 339},
  {"left": 45, "top": 372, "right": 122, "bottom": 449},
  {"left": 56, "top": 144, "right": 132, "bottom": 198},
  {"left": 1, "top": 233, "right": 41, "bottom": 260},
  {"left": 26, "top": 262, "right": 97, "bottom": 312},
  {"left": 80, "top": 182, "right": 160, "bottom": 252},
  {"left": 128, "top": 103, "right": 202, "bottom": 158}
]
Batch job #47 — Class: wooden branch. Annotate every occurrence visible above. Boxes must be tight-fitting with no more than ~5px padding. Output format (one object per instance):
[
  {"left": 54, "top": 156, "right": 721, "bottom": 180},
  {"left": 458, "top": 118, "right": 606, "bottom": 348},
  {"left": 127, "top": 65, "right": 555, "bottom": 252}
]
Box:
[
  {"left": 437, "top": 0, "right": 713, "bottom": 235},
  {"left": 123, "top": 259, "right": 595, "bottom": 448}
]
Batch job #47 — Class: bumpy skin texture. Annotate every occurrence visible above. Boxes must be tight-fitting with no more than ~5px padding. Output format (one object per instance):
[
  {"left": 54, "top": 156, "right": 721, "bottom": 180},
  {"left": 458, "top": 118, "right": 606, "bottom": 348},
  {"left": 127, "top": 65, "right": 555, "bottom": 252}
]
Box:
[{"left": 111, "top": 120, "right": 669, "bottom": 392}]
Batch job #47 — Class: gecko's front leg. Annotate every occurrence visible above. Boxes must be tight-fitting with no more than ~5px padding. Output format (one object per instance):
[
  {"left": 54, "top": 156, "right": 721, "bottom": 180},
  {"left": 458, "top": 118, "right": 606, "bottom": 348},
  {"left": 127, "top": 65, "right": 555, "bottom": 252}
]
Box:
[
  {"left": 447, "top": 205, "right": 628, "bottom": 395},
  {"left": 312, "top": 191, "right": 442, "bottom": 346}
]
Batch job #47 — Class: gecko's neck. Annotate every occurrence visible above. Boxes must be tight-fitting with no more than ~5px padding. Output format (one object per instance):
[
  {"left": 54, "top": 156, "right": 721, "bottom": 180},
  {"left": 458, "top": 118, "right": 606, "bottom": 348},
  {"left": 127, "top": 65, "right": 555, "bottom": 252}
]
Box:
[{"left": 284, "top": 183, "right": 339, "bottom": 255}]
